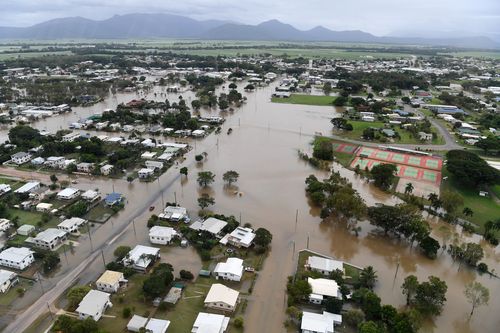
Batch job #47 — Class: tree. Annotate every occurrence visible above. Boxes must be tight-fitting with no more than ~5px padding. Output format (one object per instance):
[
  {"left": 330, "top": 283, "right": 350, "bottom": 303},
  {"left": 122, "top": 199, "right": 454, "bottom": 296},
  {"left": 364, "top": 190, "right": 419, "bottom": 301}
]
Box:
[
  {"left": 427, "top": 193, "right": 442, "bottom": 211},
  {"left": 191, "top": 99, "right": 201, "bottom": 110},
  {"left": 324, "top": 297, "right": 343, "bottom": 314},
  {"left": 404, "top": 182, "right": 414, "bottom": 195},
  {"left": 195, "top": 154, "right": 204, "bottom": 162},
  {"left": 401, "top": 275, "right": 419, "bottom": 305},
  {"left": 254, "top": 228, "right": 272, "bottom": 248},
  {"left": 344, "top": 309, "right": 365, "bottom": 328},
  {"left": 323, "top": 82, "right": 332, "bottom": 95},
  {"left": 362, "top": 127, "right": 376, "bottom": 140},
  {"left": 418, "top": 236, "right": 440, "bottom": 259},
  {"left": 462, "top": 207, "right": 473, "bottom": 218},
  {"left": 67, "top": 285, "right": 91, "bottom": 309},
  {"left": 197, "top": 171, "right": 215, "bottom": 187},
  {"left": 68, "top": 201, "right": 88, "bottom": 217},
  {"left": 440, "top": 190, "right": 464, "bottom": 216},
  {"left": 198, "top": 194, "right": 215, "bottom": 210},
  {"left": 475, "top": 136, "right": 500, "bottom": 154},
  {"left": 333, "top": 96, "right": 348, "bottom": 106},
  {"left": 233, "top": 316, "right": 244, "bottom": 328},
  {"left": 122, "top": 307, "right": 132, "bottom": 318},
  {"left": 414, "top": 276, "right": 447, "bottom": 316},
  {"left": 331, "top": 118, "right": 348, "bottom": 129},
  {"left": 42, "top": 252, "right": 60, "bottom": 273},
  {"left": 287, "top": 279, "right": 312, "bottom": 305},
  {"left": 114, "top": 245, "right": 131, "bottom": 261},
  {"left": 180, "top": 167, "right": 188, "bottom": 177},
  {"left": 446, "top": 150, "right": 499, "bottom": 188},
  {"left": 228, "top": 82, "right": 237, "bottom": 90},
  {"left": 244, "top": 84, "right": 255, "bottom": 91},
  {"left": 370, "top": 164, "right": 397, "bottom": 190},
  {"left": 313, "top": 137, "right": 333, "bottom": 161},
  {"left": 50, "top": 174, "right": 58, "bottom": 183},
  {"left": 361, "top": 291, "right": 382, "bottom": 321},
  {"left": 127, "top": 176, "right": 134, "bottom": 183},
  {"left": 180, "top": 270, "right": 194, "bottom": 280},
  {"left": 464, "top": 282, "right": 489, "bottom": 318},
  {"left": 222, "top": 170, "right": 239, "bottom": 186},
  {"left": 66, "top": 163, "right": 77, "bottom": 174},
  {"left": 463, "top": 242, "right": 484, "bottom": 266},
  {"left": 359, "top": 266, "right": 377, "bottom": 290},
  {"left": 142, "top": 275, "right": 167, "bottom": 299}
]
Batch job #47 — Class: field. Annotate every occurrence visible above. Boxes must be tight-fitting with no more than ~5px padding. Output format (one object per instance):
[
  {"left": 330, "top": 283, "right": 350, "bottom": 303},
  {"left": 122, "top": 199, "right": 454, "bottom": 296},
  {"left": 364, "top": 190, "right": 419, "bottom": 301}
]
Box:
[
  {"left": 272, "top": 94, "right": 337, "bottom": 106},
  {"left": 0, "top": 51, "right": 73, "bottom": 60}
]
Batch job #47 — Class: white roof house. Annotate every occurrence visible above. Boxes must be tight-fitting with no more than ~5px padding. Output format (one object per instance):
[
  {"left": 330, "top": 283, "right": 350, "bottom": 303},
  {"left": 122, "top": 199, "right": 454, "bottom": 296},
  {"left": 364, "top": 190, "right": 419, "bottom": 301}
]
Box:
[
  {"left": 191, "top": 312, "right": 230, "bottom": 333},
  {"left": 0, "top": 219, "right": 12, "bottom": 232},
  {"left": 138, "top": 168, "right": 155, "bottom": 179},
  {"left": 123, "top": 245, "right": 160, "bottom": 271},
  {"left": 301, "top": 311, "right": 341, "bottom": 333},
  {"left": 17, "top": 224, "right": 35, "bottom": 236},
  {"left": 0, "top": 184, "right": 11, "bottom": 195},
  {"left": 214, "top": 258, "right": 244, "bottom": 282},
  {"left": 149, "top": 226, "right": 178, "bottom": 245},
  {"left": 146, "top": 318, "right": 171, "bottom": 333},
  {"left": 57, "top": 217, "right": 87, "bottom": 233},
  {"left": 56, "top": 187, "right": 80, "bottom": 200},
  {"left": 190, "top": 218, "right": 227, "bottom": 236},
  {"left": 76, "top": 290, "right": 112, "bottom": 321},
  {"left": 127, "top": 315, "right": 148, "bottom": 332},
  {"left": 219, "top": 227, "right": 255, "bottom": 248},
  {"left": 308, "top": 278, "right": 340, "bottom": 304},
  {"left": 0, "top": 247, "right": 35, "bottom": 270},
  {"left": 306, "top": 256, "right": 344, "bottom": 276},
  {"left": 36, "top": 202, "right": 53, "bottom": 212},
  {"left": 81, "top": 189, "right": 100, "bottom": 202},
  {"left": 204, "top": 284, "right": 239, "bottom": 312},
  {"left": 14, "top": 181, "right": 40, "bottom": 194},
  {"left": 32, "top": 228, "right": 67, "bottom": 250},
  {"left": 159, "top": 206, "right": 188, "bottom": 221},
  {"left": 0, "top": 269, "right": 18, "bottom": 293}
]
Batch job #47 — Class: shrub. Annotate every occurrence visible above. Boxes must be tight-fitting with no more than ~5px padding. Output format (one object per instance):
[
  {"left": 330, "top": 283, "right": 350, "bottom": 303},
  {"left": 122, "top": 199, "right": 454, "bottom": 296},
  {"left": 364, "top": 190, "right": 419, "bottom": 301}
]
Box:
[
  {"left": 233, "top": 316, "right": 244, "bottom": 328},
  {"left": 180, "top": 270, "right": 194, "bottom": 280},
  {"left": 122, "top": 307, "right": 131, "bottom": 318}
]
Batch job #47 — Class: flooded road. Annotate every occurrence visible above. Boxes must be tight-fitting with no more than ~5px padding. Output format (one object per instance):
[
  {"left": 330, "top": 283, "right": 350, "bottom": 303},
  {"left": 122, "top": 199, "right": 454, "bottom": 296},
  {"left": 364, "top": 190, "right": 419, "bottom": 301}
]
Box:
[{"left": 1, "top": 82, "right": 499, "bottom": 333}]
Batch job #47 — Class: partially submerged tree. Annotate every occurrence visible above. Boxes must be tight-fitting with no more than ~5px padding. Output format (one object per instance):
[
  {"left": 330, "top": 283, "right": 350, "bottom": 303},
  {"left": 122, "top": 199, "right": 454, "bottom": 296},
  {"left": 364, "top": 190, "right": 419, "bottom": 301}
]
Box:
[{"left": 464, "top": 282, "right": 489, "bottom": 318}]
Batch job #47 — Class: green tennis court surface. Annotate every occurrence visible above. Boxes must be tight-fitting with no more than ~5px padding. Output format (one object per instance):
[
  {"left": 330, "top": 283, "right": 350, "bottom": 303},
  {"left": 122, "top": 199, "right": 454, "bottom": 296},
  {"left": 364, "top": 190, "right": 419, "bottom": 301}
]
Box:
[
  {"left": 391, "top": 154, "right": 405, "bottom": 163},
  {"left": 403, "top": 167, "right": 419, "bottom": 178},
  {"left": 408, "top": 156, "right": 422, "bottom": 165},
  {"left": 423, "top": 171, "right": 438, "bottom": 182},
  {"left": 425, "top": 159, "right": 439, "bottom": 169},
  {"left": 375, "top": 151, "right": 390, "bottom": 159}
]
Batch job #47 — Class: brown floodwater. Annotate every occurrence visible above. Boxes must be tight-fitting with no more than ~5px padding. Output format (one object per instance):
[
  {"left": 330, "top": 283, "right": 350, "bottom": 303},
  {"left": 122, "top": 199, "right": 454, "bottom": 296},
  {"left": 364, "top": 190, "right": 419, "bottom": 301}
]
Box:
[{"left": 0, "top": 81, "right": 498, "bottom": 333}]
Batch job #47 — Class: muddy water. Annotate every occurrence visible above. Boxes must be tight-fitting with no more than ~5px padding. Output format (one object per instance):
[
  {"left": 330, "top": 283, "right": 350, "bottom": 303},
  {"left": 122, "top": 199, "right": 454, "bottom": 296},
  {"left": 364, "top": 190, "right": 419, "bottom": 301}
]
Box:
[{"left": 1, "top": 82, "right": 499, "bottom": 333}]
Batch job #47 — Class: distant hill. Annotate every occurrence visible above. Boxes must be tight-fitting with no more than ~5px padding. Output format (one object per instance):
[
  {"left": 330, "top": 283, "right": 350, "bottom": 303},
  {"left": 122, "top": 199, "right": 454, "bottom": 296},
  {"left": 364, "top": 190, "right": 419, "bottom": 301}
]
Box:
[{"left": 0, "top": 13, "right": 498, "bottom": 49}]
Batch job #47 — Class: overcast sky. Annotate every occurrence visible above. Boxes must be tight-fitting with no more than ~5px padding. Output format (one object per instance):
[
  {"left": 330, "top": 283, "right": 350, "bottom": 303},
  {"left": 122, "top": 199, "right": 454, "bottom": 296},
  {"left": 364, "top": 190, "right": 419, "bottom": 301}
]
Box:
[{"left": 2, "top": 0, "right": 499, "bottom": 37}]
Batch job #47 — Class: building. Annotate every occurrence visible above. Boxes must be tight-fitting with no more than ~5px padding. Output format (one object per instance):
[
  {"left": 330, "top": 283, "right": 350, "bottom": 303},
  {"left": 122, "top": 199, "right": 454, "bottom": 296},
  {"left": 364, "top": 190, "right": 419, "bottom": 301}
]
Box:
[
  {"left": 44, "top": 156, "right": 66, "bottom": 169},
  {"left": 76, "top": 290, "right": 112, "bottom": 321},
  {"left": 0, "top": 247, "right": 35, "bottom": 270},
  {"left": 149, "top": 226, "right": 178, "bottom": 245},
  {"left": 204, "top": 283, "right": 239, "bottom": 312},
  {"left": 77, "top": 162, "right": 94, "bottom": 173},
  {"left": 301, "top": 311, "right": 342, "bottom": 333},
  {"left": 0, "top": 184, "right": 12, "bottom": 196},
  {"left": 35, "top": 202, "right": 53, "bottom": 212},
  {"left": 57, "top": 217, "right": 87, "bottom": 233},
  {"left": 214, "top": 258, "right": 244, "bottom": 282},
  {"left": 138, "top": 168, "right": 155, "bottom": 179},
  {"left": 159, "top": 206, "right": 188, "bottom": 222},
  {"left": 61, "top": 132, "right": 80, "bottom": 142},
  {"left": 123, "top": 245, "right": 160, "bottom": 271},
  {"left": 11, "top": 152, "right": 32, "bottom": 165},
  {"left": 145, "top": 160, "right": 164, "bottom": 171},
  {"left": 100, "top": 164, "right": 114, "bottom": 175},
  {"left": 306, "top": 256, "right": 344, "bottom": 276},
  {"left": 105, "top": 192, "right": 123, "bottom": 206},
  {"left": 219, "top": 227, "right": 255, "bottom": 248},
  {"left": 96, "top": 270, "right": 127, "bottom": 293},
  {"left": 56, "top": 187, "right": 80, "bottom": 200},
  {"left": 0, "top": 269, "right": 18, "bottom": 293},
  {"left": 17, "top": 224, "right": 35, "bottom": 236},
  {"left": 14, "top": 181, "right": 40, "bottom": 194},
  {"left": 127, "top": 315, "right": 148, "bottom": 332},
  {"left": 0, "top": 219, "right": 12, "bottom": 232},
  {"left": 418, "top": 132, "right": 433, "bottom": 141},
  {"left": 191, "top": 312, "right": 229, "bottom": 333},
  {"left": 32, "top": 228, "right": 68, "bottom": 250},
  {"left": 189, "top": 217, "right": 227, "bottom": 237},
  {"left": 145, "top": 318, "right": 171, "bottom": 333},
  {"left": 81, "top": 189, "right": 100, "bottom": 202},
  {"left": 308, "top": 278, "right": 340, "bottom": 304}
]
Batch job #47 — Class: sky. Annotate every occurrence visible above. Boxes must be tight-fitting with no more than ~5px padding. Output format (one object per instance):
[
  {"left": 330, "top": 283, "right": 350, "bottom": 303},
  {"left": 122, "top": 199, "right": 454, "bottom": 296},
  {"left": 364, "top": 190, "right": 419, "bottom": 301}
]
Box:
[{"left": 1, "top": 0, "right": 499, "bottom": 38}]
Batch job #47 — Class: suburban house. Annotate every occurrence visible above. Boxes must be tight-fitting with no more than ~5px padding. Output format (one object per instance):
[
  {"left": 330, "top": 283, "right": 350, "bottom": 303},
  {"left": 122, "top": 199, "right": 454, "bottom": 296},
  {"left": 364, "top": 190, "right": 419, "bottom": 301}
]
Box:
[
  {"left": 105, "top": 192, "right": 123, "bottom": 206},
  {"left": 145, "top": 160, "right": 164, "bottom": 170},
  {"left": 189, "top": 217, "right": 228, "bottom": 237},
  {"left": 14, "top": 181, "right": 40, "bottom": 194},
  {"left": 36, "top": 202, "right": 53, "bottom": 212},
  {"left": 57, "top": 217, "right": 87, "bottom": 233},
  {"left": 96, "top": 270, "right": 128, "bottom": 293},
  {"left": 138, "top": 168, "right": 155, "bottom": 179},
  {"left": 191, "top": 312, "right": 230, "bottom": 333},
  {"left": 77, "top": 162, "right": 94, "bottom": 173},
  {"left": 30, "top": 157, "right": 45, "bottom": 166},
  {"left": 56, "top": 187, "right": 80, "bottom": 200},
  {"left": 204, "top": 283, "right": 239, "bottom": 312},
  {"left": 17, "top": 224, "right": 35, "bottom": 236},
  {"left": 127, "top": 315, "right": 148, "bottom": 332},
  {"left": 301, "top": 311, "right": 342, "bottom": 333},
  {"left": 44, "top": 156, "right": 66, "bottom": 169},
  {"left": 219, "top": 227, "right": 255, "bottom": 248},
  {"left": 418, "top": 132, "right": 433, "bottom": 141},
  {"left": 81, "top": 189, "right": 100, "bottom": 202},
  {"left": 32, "top": 228, "right": 68, "bottom": 250},
  {"left": 0, "top": 219, "right": 12, "bottom": 232},
  {"left": 214, "top": 258, "right": 244, "bottom": 282},
  {"left": 158, "top": 206, "right": 188, "bottom": 222},
  {"left": 100, "top": 164, "right": 114, "bottom": 175},
  {"left": 0, "top": 184, "right": 12, "bottom": 196},
  {"left": 61, "top": 132, "right": 80, "bottom": 142},
  {"left": 0, "top": 247, "right": 35, "bottom": 270},
  {"left": 149, "top": 226, "right": 178, "bottom": 245},
  {"left": 76, "top": 289, "right": 112, "bottom": 321},
  {"left": 141, "top": 151, "right": 157, "bottom": 159},
  {"left": 11, "top": 152, "right": 32, "bottom": 165},
  {"left": 123, "top": 245, "right": 160, "bottom": 271},
  {"left": 305, "top": 256, "right": 344, "bottom": 276},
  {"left": 127, "top": 316, "right": 170, "bottom": 333},
  {"left": 0, "top": 269, "right": 18, "bottom": 293},
  {"left": 308, "top": 278, "right": 340, "bottom": 304}
]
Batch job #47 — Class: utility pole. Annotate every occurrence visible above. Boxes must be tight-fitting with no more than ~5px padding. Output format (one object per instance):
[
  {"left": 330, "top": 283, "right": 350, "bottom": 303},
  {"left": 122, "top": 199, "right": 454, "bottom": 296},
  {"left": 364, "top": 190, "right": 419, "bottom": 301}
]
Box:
[
  {"left": 132, "top": 219, "right": 137, "bottom": 239},
  {"left": 101, "top": 250, "right": 106, "bottom": 268},
  {"left": 47, "top": 302, "right": 54, "bottom": 321},
  {"left": 295, "top": 209, "right": 298, "bottom": 233},
  {"left": 174, "top": 192, "right": 177, "bottom": 205},
  {"left": 306, "top": 232, "right": 310, "bottom": 249},
  {"left": 86, "top": 223, "right": 94, "bottom": 251}
]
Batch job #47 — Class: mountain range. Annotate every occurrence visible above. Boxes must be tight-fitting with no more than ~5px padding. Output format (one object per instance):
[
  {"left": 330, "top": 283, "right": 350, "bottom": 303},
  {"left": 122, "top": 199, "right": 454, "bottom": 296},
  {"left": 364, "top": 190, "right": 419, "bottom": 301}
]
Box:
[{"left": 0, "top": 13, "right": 497, "bottom": 49}]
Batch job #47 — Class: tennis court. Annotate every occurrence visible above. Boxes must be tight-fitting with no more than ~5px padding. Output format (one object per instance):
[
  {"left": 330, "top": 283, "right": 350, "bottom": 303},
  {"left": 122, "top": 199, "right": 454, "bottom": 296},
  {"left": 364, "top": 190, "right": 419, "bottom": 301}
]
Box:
[
  {"left": 332, "top": 142, "right": 359, "bottom": 154},
  {"left": 355, "top": 147, "right": 443, "bottom": 170}
]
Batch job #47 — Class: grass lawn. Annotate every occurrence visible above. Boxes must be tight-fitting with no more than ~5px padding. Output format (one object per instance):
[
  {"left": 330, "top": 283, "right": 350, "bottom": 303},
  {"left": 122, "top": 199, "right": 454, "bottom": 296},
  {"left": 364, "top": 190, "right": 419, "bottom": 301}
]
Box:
[
  {"left": 0, "top": 279, "right": 33, "bottom": 308},
  {"left": 336, "top": 120, "right": 385, "bottom": 140},
  {"left": 6, "top": 208, "right": 60, "bottom": 228},
  {"left": 441, "top": 169, "right": 500, "bottom": 232},
  {"left": 0, "top": 177, "right": 23, "bottom": 191},
  {"left": 491, "top": 184, "right": 500, "bottom": 199},
  {"left": 85, "top": 203, "right": 116, "bottom": 223},
  {"left": 333, "top": 151, "right": 355, "bottom": 168},
  {"left": 271, "top": 94, "right": 337, "bottom": 106}
]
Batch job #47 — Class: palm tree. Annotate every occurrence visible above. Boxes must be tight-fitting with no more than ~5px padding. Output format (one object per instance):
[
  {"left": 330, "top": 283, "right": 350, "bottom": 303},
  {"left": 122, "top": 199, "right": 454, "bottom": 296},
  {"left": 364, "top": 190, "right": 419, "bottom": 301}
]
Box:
[
  {"left": 427, "top": 193, "right": 441, "bottom": 211},
  {"left": 462, "top": 207, "right": 473, "bottom": 218},
  {"left": 359, "top": 266, "right": 378, "bottom": 289},
  {"left": 405, "top": 182, "right": 414, "bottom": 195}
]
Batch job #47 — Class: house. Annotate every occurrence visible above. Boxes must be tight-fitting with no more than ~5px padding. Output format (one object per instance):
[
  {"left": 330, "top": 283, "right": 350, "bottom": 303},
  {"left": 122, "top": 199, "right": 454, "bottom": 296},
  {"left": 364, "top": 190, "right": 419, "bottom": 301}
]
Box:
[
  {"left": 0, "top": 269, "right": 18, "bottom": 293},
  {"left": 76, "top": 290, "right": 112, "bottom": 321},
  {"left": 145, "top": 318, "right": 171, "bottom": 333},
  {"left": 138, "top": 168, "right": 155, "bottom": 179},
  {"left": 100, "top": 164, "right": 114, "bottom": 175},
  {"left": 17, "top": 224, "right": 35, "bottom": 236},
  {"left": 191, "top": 312, "right": 230, "bottom": 333},
  {"left": 308, "top": 278, "right": 340, "bottom": 304},
  {"left": 14, "top": 181, "right": 40, "bottom": 194},
  {"left": 127, "top": 315, "right": 148, "bottom": 332},
  {"left": 0, "top": 219, "right": 12, "bottom": 232},
  {"left": 29, "top": 187, "right": 48, "bottom": 201},
  {"left": 0, "top": 247, "right": 35, "bottom": 270},
  {"left": 0, "top": 184, "right": 11, "bottom": 196},
  {"left": 149, "top": 226, "right": 178, "bottom": 245},
  {"left": 204, "top": 283, "right": 239, "bottom": 312},
  {"left": 36, "top": 202, "right": 53, "bottom": 212},
  {"left": 58, "top": 217, "right": 87, "bottom": 233},
  {"left": 11, "top": 152, "right": 32, "bottom": 165},
  {"left": 190, "top": 218, "right": 227, "bottom": 237},
  {"left": 105, "top": 192, "right": 123, "bottom": 206},
  {"left": 81, "top": 189, "right": 100, "bottom": 202},
  {"left": 418, "top": 132, "right": 433, "bottom": 141},
  {"left": 192, "top": 129, "right": 206, "bottom": 137},
  {"left": 61, "top": 132, "right": 80, "bottom": 142},
  {"left": 219, "top": 227, "right": 255, "bottom": 248},
  {"left": 141, "top": 151, "right": 157, "bottom": 159},
  {"left": 159, "top": 206, "right": 188, "bottom": 222},
  {"left": 32, "top": 228, "right": 68, "bottom": 250},
  {"left": 214, "top": 258, "right": 244, "bottom": 282},
  {"left": 381, "top": 129, "right": 396, "bottom": 138},
  {"left": 361, "top": 115, "right": 375, "bottom": 122},
  {"left": 31, "top": 157, "right": 45, "bottom": 166},
  {"left": 44, "top": 156, "right": 66, "bottom": 169},
  {"left": 145, "top": 160, "right": 164, "bottom": 171},
  {"left": 96, "top": 270, "right": 127, "bottom": 293},
  {"left": 306, "top": 256, "right": 344, "bottom": 276},
  {"left": 123, "top": 245, "right": 160, "bottom": 271},
  {"left": 301, "top": 311, "right": 342, "bottom": 333},
  {"left": 56, "top": 187, "right": 80, "bottom": 200},
  {"left": 77, "top": 162, "right": 94, "bottom": 173}
]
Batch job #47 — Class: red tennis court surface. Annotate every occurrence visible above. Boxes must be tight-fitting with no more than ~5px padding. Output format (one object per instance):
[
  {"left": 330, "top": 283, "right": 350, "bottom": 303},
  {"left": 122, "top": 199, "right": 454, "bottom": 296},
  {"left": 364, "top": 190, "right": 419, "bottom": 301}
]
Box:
[{"left": 332, "top": 142, "right": 359, "bottom": 154}]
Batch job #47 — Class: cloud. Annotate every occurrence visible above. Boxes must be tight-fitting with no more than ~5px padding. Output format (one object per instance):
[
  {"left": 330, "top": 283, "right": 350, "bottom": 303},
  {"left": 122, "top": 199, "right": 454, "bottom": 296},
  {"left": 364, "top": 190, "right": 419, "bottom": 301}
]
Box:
[{"left": 1, "top": 0, "right": 498, "bottom": 36}]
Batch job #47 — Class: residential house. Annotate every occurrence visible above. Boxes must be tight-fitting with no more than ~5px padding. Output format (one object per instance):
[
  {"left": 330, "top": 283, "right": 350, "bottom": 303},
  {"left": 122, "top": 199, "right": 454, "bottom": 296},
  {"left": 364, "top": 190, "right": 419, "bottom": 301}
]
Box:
[
  {"left": 418, "top": 132, "right": 433, "bottom": 141},
  {"left": 56, "top": 187, "right": 80, "bottom": 200},
  {"left": 191, "top": 312, "right": 229, "bottom": 333},
  {"left": 61, "top": 132, "right": 80, "bottom": 142},
  {"left": 0, "top": 184, "right": 11, "bottom": 196},
  {"left": 308, "top": 278, "right": 340, "bottom": 304},
  {"left": 127, "top": 315, "right": 148, "bottom": 332},
  {"left": 219, "top": 227, "right": 255, "bottom": 248},
  {"left": 105, "top": 192, "right": 123, "bottom": 206},
  {"left": 0, "top": 219, "right": 12, "bottom": 232},
  {"left": 0, "top": 269, "right": 18, "bottom": 293},
  {"left": 301, "top": 311, "right": 342, "bottom": 333},
  {"left": 14, "top": 181, "right": 40, "bottom": 194},
  {"left": 306, "top": 256, "right": 344, "bottom": 276},
  {"left": 31, "top": 157, "right": 45, "bottom": 166},
  {"left": 123, "top": 245, "right": 160, "bottom": 271},
  {"left": 189, "top": 218, "right": 227, "bottom": 237},
  {"left": 76, "top": 290, "right": 112, "bottom": 321},
  {"left": 138, "top": 168, "right": 155, "bottom": 179},
  {"left": 11, "top": 152, "right": 32, "bottom": 165},
  {"left": 44, "top": 156, "right": 66, "bottom": 169},
  {"left": 141, "top": 151, "right": 157, "bottom": 159},
  {"left": 77, "top": 162, "right": 94, "bottom": 173},
  {"left": 81, "top": 189, "right": 100, "bottom": 202},
  {"left": 100, "top": 164, "right": 114, "bottom": 175},
  {"left": 32, "top": 228, "right": 68, "bottom": 250},
  {"left": 17, "top": 224, "right": 35, "bottom": 236},
  {"left": 36, "top": 202, "right": 53, "bottom": 212},
  {"left": 192, "top": 129, "right": 206, "bottom": 137},
  {"left": 158, "top": 206, "right": 188, "bottom": 222},
  {"left": 145, "top": 318, "right": 171, "bottom": 333},
  {"left": 214, "top": 258, "right": 244, "bottom": 282},
  {"left": 149, "top": 226, "right": 178, "bottom": 245},
  {"left": 96, "top": 270, "right": 127, "bottom": 293},
  {"left": 204, "top": 283, "right": 239, "bottom": 312},
  {"left": 57, "top": 217, "right": 87, "bottom": 233},
  {"left": 145, "top": 160, "right": 164, "bottom": 171},
  {"left": 0, "top": 247, "right": 35, "bottom": 270}
]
